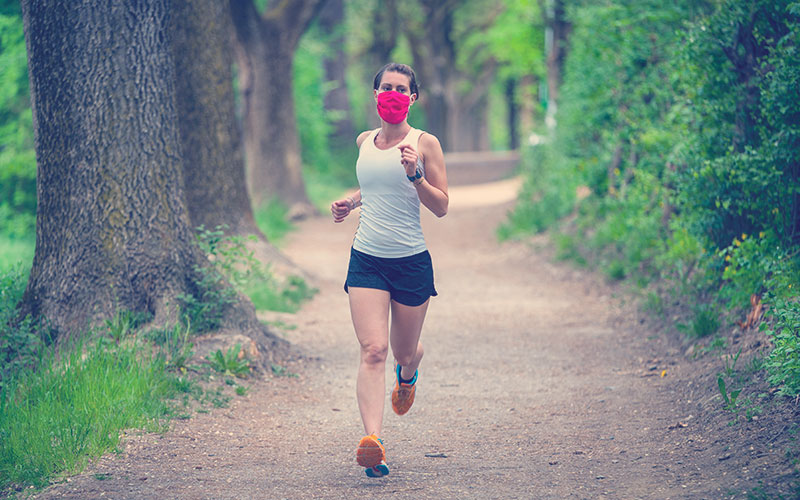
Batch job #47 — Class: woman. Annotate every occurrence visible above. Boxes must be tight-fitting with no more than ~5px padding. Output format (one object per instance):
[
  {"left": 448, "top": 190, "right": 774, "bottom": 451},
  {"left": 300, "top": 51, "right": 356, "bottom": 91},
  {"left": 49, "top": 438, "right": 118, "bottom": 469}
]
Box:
[{"left": 330, "top": 63, "right": 448, "bottom": 477}]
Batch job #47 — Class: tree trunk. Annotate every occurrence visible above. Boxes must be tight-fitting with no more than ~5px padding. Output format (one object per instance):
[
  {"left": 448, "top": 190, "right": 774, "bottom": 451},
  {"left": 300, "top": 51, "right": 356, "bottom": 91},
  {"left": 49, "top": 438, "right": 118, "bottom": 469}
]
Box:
[
  {"left": 405, "top": 0, "right": 456, "bottom": 151},
  {"left": 363, "top": 0, "right": 398, "bottom": 129},
  {"left": 542, "top": 0, "right": 570, "bottom": 130},
  {"left": 319, "top": 0, "right": 355, "bottom": 151},
  {"left": 230, "top": 0, "right": 325, "bottom": 220},
  {"left": 518, "top": 74, "right": 539, "bottom": 144},
  {"left": 505, "top": 78, "right": 520, "bottom": 150},
  {"left": 19, "top": 0, "right": 287, "bottom": 363},
  {"left": 171, "top": 0, "right": 302, "bottom": 279}
]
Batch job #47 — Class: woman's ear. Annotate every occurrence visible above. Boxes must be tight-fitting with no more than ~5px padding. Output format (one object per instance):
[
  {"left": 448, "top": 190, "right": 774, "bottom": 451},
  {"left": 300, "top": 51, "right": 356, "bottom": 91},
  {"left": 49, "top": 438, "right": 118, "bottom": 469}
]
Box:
[
  {"left": 410, "top": 93, "right": 417, "bottom": 105},
  {"left": 374, "top": 89, "right": 379, "bottom": 101}
]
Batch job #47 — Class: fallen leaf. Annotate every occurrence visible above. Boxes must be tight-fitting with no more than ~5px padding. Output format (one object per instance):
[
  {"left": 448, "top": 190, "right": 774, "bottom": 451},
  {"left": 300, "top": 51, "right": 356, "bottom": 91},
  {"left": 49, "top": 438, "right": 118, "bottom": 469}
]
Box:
[{"left": 661, "top": 370, "right": 667, "bottom": 378}]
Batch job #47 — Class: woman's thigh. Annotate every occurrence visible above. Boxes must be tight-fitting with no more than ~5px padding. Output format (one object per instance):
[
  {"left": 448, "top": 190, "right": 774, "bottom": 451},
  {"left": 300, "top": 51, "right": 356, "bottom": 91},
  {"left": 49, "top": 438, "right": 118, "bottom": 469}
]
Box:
[{"left": 349, "top": 287, "right": 392, "bottom": 350}]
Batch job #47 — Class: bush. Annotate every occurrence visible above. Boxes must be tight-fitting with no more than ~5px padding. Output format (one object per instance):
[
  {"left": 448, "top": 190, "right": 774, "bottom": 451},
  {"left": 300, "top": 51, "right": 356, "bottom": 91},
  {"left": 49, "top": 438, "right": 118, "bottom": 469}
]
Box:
[{"left": 505, "top": 0, "right": 800, "bottom": 396}]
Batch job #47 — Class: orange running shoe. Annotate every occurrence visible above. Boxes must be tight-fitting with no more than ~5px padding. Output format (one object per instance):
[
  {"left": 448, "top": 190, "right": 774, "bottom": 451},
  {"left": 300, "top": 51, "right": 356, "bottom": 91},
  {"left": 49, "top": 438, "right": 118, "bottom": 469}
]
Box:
[
  {"left": 356, "top": 434, "right": 386, "bottom": 470},
  {"left": 391, "top": 365, "right": 417, "bottom": 416}
]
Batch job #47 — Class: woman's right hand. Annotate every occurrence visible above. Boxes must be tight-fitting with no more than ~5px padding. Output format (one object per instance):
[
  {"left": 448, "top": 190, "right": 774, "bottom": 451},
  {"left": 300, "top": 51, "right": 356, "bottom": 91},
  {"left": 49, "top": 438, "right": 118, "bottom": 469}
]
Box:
[{"left": 331, "top": 198, "right": 353, "bottom": 223}]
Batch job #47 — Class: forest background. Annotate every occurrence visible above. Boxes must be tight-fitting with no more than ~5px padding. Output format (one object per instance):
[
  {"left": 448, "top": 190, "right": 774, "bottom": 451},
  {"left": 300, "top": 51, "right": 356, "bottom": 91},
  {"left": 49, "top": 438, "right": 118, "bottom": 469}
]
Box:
[{"left": 0, "top": 0, "right": 798, "bottom": 493}]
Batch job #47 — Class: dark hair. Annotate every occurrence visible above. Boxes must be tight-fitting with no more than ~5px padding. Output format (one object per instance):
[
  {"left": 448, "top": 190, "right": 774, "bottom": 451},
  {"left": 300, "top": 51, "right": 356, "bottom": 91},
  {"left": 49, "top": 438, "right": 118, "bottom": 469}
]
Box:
[{"left": 373, "top": 63, "right": 419, "bottom": 96}]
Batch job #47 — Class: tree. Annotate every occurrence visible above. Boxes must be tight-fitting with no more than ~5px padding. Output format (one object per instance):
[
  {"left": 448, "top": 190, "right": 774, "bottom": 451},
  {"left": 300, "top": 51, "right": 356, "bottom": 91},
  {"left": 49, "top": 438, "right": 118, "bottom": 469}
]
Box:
[
  {"left": 400, "top": 0, "right": 503, "bottom": 152},
  {"left": 318, "top": 0, "right": 355, "bottom": 151},
  {"left": 19, "top": 0, "right": 285, "bottom": 361},
  {"left": 171, "top": 0, "right": 300, "bottom": 277},
  {"left": 230, "top": 0, "right": 326, "bottom": 219},
  {"left": 539, "top": 0, "right": 570, "bottom": 130}
]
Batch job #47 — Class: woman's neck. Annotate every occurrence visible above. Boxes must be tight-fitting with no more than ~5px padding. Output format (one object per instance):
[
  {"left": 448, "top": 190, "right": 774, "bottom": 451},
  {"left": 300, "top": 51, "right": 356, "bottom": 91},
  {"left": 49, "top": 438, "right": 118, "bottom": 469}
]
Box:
[{"left": 377, "top": 122, "right": 411, "bottom": 144}]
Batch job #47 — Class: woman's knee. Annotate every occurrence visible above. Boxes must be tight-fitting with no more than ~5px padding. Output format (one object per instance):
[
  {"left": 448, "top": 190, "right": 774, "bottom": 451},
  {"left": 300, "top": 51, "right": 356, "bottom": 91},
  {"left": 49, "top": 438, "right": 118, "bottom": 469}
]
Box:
[{"left": 360, "top": 342, "right": 388, "bottom": 366}]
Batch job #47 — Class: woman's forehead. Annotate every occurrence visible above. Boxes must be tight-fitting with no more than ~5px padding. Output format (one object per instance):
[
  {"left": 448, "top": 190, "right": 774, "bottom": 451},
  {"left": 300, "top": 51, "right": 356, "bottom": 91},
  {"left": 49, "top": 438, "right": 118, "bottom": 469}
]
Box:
[{"left": 379, "top": 71, "right": 411, "bottom": 87}]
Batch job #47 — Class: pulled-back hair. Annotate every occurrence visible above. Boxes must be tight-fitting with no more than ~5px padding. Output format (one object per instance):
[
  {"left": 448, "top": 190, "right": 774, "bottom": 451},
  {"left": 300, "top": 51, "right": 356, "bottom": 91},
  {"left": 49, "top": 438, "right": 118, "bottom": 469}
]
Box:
[{"left": 373, "top": 63, "right": 419, "bottom": 96}]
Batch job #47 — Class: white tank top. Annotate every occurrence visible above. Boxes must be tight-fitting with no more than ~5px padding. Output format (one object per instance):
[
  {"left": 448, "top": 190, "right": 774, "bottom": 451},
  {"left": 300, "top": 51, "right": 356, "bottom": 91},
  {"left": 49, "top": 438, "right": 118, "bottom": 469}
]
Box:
[{"left": 352, "top": 127, "right": 427, "bottom": 258}]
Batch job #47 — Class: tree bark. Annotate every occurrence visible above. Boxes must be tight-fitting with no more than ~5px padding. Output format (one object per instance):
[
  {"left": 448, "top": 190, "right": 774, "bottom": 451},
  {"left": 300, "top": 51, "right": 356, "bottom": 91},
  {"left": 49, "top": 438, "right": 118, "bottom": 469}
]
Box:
[
  {"left": 171, "top": 0, "right": 260, "bottom": 237},
  {"left": 230, "top": 0, "right": 326, "bottom": 219},
  {"left": 541, "top": 0, "right": 571, "bottom": 130},
  {"left": 319, "top": 0, "right": 355, "bottom": 151},
  {"left": 19, "top": 0, "right": 287, "bottom": 363},
  {"left": 171, "top": 0, "right": 302, "bottom": 279},
  {"left": 505, "top": 78, "right": 520, "bottom": 150}
]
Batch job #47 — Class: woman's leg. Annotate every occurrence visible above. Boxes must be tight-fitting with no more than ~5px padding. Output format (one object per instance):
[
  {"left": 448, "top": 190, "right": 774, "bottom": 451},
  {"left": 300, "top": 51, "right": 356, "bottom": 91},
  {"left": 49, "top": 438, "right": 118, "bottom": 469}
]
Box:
[
  {"left": 349, "top": 287, "right": 391, "bottom": 436},
  {"left": 390, "top": 298, "right": 429, "bottom": 380}
]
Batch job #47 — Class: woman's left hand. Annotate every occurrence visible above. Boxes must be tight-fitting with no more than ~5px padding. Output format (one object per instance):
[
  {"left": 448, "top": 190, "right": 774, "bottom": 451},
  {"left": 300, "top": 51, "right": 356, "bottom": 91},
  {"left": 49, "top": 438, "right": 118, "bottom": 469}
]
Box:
[{"left": 398, "top": 143, "right": 420, "bottom": 176}]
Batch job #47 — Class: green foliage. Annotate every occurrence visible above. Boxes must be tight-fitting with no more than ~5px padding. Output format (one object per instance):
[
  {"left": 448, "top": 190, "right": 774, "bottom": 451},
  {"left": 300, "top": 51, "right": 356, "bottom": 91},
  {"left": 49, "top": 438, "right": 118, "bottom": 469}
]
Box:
[
  {"left": 675, "top": 0, "right": 800, "bottom": 250},
  {"left": 253, "top": 198, "right": 296, "bottom": 247},
  {"left": 0, "top": 265, "right": 45, "bottom": 386},
  {"left": 506, "top": 0, "right": 800, "bottom": 395},
  {"left": 295, "top": 24, "right": 358, "bottom": 187},
  {"left": 718, "top": 375, "right": 742, "bottom": 411},
  {"left": 677, "top": 303, "right": 721, "bottom": 338},
  {"left": 0, "top": 4, "right": 36, "bottom": 239},
  {"left": 145, "top": 322, "right": 194, "bottom": 372},
  {"left": 0, "top": 338, "right": 177, "bottom": 491},
  {"left": 761, "top": 260, "right": 800, "bottom": 396},
  {"left": 206, "top": 344, "right": 250, "bottom": 378},
  {"left": 181, "top": 225, "right": 316, "bottom": 328},
  {"left": 270, "top": 363, "right": 298, "bottom": 378}
]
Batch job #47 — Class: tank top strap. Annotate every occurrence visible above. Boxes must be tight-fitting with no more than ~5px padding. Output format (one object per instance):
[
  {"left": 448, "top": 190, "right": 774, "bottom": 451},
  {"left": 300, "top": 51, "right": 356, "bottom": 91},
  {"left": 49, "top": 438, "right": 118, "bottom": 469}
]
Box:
[
  {"left": 405, "top": 128, "right": 425, "bottom": 148},
  {"left": 360, "top": 129, "right": 380, "bottom": 152}
]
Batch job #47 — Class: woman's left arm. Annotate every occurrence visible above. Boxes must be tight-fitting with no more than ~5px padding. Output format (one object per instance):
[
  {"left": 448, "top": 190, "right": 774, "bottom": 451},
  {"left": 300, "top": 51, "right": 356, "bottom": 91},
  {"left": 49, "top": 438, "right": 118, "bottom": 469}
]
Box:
[{"left": 402, "top": 134, "right": 448, "bottom": 217}]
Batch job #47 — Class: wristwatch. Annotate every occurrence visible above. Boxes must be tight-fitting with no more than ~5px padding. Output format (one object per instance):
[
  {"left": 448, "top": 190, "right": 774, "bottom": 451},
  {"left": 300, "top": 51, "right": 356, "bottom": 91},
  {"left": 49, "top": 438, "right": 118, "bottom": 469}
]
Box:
[{"left": 407, "top": 167, "right": 423, "bottom": 182}]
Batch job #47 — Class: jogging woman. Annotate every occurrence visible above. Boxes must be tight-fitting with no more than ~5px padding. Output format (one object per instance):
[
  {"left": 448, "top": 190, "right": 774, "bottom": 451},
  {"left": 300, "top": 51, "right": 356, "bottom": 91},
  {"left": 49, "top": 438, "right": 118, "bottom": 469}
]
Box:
[{"left": 330, "top": 63, "right": 448, "bottom": 477}]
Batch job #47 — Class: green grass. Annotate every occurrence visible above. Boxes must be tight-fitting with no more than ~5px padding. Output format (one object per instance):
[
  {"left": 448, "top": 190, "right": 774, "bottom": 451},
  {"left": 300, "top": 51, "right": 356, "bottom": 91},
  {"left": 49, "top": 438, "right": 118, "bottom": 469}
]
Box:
[
  {"left": 253, "top": 198, "right": 295, "bottom": 247},
  {"left": 0, "top": 338, "right": 179, "bottom": 491},
  {"left": 0, "top": 234, "right": 34, "bottom": 274},
  {"left": 244, "top": 275, "right": 317, "bottom": 313}
]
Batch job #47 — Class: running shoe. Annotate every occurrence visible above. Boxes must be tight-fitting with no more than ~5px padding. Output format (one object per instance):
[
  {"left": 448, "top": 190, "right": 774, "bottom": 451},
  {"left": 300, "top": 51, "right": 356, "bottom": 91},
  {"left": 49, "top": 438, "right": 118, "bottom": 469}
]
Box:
[
  {"left": 356, "top": 434, "right": 389, "bottom": 477},
  {"left": 365, "top": 460, "right": 390, "bottom": 478},
  {"left": 391, "top": 365, "right": 417, "bottom": 416}
]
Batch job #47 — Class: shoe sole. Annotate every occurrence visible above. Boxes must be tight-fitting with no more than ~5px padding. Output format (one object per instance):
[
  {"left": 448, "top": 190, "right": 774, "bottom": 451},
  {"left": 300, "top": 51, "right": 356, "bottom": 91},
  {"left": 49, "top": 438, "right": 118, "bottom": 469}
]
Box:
[{"left": 356, "top": 436, "right": 385, "bottom": 468}]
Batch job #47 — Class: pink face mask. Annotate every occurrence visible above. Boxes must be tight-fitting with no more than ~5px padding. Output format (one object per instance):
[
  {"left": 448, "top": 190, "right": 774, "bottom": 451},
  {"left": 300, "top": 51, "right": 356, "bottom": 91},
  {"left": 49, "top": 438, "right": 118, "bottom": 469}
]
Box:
[{"left": 376, "top": 90, "right": 411, "bottom": 124}]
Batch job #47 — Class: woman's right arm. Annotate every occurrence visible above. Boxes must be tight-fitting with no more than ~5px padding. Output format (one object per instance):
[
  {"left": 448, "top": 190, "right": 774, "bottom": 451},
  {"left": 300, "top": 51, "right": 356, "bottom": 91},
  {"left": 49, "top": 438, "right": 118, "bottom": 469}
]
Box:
[
  {"left": 331, "top": 131, "right": 371, "bottom": 223},
  {"left": 331, "top": 190, "right": 361, "bottom": 223}
]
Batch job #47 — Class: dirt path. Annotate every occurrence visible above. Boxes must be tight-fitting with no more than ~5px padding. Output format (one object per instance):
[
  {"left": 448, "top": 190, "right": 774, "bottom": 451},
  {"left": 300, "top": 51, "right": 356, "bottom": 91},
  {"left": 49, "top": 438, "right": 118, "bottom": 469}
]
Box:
[{"left": 35, "top": 177, "right": 795, "bottom": 499}]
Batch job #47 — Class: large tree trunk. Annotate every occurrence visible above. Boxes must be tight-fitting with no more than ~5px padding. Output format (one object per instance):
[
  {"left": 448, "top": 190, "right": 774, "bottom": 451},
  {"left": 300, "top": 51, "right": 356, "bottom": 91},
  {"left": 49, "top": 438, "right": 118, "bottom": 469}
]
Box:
[
  {"left": 230, "top": 0, "right": 325, "bottom": 220},
  {"left": 171, "top": 0, "right": 302, "bottom": 278},
  {"left": 20, "top": 0, "right": 287, "bottom": 364},
  {"left": 319, "top": 0, "right": 355, "bottom": 151}
]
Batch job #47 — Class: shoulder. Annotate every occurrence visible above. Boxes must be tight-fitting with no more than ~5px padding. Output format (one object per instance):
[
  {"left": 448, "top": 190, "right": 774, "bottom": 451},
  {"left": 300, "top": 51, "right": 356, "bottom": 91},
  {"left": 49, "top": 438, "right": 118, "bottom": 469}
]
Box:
[
  {"left": 418, "top": 132, "right": 443, "bottom": 156},
  {"left": 356, "top": 129, "right": 376, "bottom": 148},
  {"left": 418, "top": 132, "right": 441, "bottom": 149}
]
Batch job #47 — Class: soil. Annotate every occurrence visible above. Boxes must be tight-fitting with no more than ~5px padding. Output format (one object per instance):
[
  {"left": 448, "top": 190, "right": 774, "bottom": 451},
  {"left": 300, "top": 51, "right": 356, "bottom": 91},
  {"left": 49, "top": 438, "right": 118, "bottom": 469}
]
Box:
[{"left": 32, "top": 175, "right": 799, "bottom": 499}]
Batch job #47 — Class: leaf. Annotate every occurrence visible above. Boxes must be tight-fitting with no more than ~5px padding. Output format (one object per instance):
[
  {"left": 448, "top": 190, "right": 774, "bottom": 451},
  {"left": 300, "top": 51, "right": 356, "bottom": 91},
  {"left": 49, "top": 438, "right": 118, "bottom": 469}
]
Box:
[{"left": 718, "top": 376, "right": 730, "bottom": 405}]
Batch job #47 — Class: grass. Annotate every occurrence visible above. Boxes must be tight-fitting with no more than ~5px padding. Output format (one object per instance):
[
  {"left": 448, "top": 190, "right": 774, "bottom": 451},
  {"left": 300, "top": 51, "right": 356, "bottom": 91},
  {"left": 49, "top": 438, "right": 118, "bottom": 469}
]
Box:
[
  {"left": 0, "top": 338, "right": 178, "bottom": 491},
  {"left": 253, "top": 198, "right": 295, "bottom": 247},
  {"left": 0, "top": 234, "right": 34, "bottom": 274}
]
